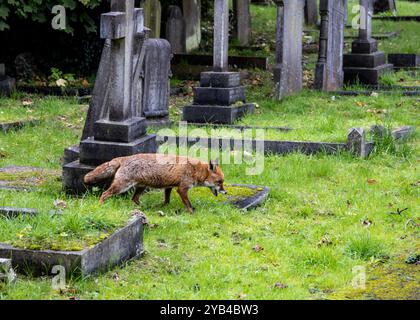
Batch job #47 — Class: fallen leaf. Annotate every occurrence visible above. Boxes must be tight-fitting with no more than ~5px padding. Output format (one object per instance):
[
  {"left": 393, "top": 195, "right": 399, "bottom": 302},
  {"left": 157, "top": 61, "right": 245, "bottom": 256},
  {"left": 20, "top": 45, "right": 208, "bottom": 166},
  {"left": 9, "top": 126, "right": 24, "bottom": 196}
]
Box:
[
  {"left": 252, "top": 245, "right": 264, "bottom": 252},
  {"left": 367, "top": 179, "right": 377, "bottom": 185},
  {"left": 22, "top": 98, "right": 33, "bottom": 106},
  {"left": 53, "top": 199, "right": 67, "bottom": 209},
  {"left": 238, "top": 293, "right": 247, "bottom": 299},
  {"left": 274, "top": 282, "right": 288, "bottom": 289}
]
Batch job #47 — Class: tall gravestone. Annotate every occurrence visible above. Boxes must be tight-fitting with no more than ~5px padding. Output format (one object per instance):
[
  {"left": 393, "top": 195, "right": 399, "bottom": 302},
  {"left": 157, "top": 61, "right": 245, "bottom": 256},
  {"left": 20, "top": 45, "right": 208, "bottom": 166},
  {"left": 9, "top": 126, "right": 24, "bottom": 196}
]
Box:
[
  {"left": 142, "top": 0, "right": 161, "bottom": 38},
  {"left": 234, "top": 0, "right": 251, "bottom": 46},
  {"left": 373, "top": 0, "right": 396, "bottom": 14},
  {"left": 141, "top": 38, "right": 172, "bottom": 126},
  {"left": 182, "top": 0, "right": 255, "bottom": 124},
  {"left": 343, "top": 0, "right": 393, "bottom": 85},
  {"left": 273, "top": 0, "right": 304, "bottom": 99},
  {"left": 165, "top": 5, "right": 186, "bottom": 54},
  {"left": 183, "top": 0, "right": 202, "bottom": 52},
  {"left": 63, "top": 1, "right": 158, "bottom": 193},
  {"left": 305, "top": 0, "right": 319, "bottom": 25},
  {"left": 315, "top": 0, "right": 347, "bottom": 91},
  {"left": 0, "top": 63, "right": 15, "bottom": 96}
]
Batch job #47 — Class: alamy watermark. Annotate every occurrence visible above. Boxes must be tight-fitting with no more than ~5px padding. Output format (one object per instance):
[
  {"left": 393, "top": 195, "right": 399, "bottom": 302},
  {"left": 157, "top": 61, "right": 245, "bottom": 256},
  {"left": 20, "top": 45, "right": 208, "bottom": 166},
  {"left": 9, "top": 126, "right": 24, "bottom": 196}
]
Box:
[{"left": 51, "top": 5, "right": 66, "bottom": 30}]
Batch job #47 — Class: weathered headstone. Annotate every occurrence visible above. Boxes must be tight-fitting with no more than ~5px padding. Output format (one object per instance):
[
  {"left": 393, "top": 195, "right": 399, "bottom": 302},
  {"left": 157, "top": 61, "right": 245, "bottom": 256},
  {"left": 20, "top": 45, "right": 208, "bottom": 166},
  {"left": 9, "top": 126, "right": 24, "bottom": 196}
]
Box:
[
  {"left": 343, "top": 0, "right": 393, "bottom": 85},
  {"left": 235, "top": 0, "right": 251, "bottom": 46},
  {"left": 347, "top": 127, "right": 368, "bottom": 158},
  {"left": 165, "top": 5, "right": 186, "bottom": 54},
  {"left": 0, "top": 258, "right": 17, "bottom": 284},
  {"left": 63, "top": 1, "right": 157, "bottom": 193},
  {"left": 183, "top": 0, "right": 255, "bottom": 124},
  {"left": 0, "top": 63, "right": 16, "bottom": 96},
  {"left": 142, "top": 0, "right": 162, "bottom": 38},
  {"left": 273, "top": 0, "right": 304, "bottom": 99},
  {"left": 315, "top": 0, "right": 347, "bottom": 91},
  {"left": 373, "top": 0, "right": 396, "bottom": 14},
  {"left": 141, "top": 38, "right": 172, "bottom": 126},
  {"left": 183, "top": 0, "right": 202, "bottom": 52},
  {"left": 305, "top": 0, "right": 319, "bottom": 25}
]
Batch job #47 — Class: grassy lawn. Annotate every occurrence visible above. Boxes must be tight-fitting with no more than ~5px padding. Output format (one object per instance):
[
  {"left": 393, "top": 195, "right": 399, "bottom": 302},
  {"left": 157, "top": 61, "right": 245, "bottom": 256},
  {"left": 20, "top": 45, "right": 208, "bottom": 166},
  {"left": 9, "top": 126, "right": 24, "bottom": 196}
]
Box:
[{"left": 0, "top": 1, "right": 419, "bottom": 300}]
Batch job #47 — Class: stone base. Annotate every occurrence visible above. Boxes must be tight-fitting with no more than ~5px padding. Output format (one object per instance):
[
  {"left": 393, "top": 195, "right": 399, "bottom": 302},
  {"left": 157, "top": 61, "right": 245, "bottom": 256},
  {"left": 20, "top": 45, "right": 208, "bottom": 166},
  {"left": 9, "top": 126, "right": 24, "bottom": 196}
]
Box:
[
  {"left": 182, "top": 104, "right": 255, "bottom": 124},
  {"left": 62, "top": 160, "right": 96, "bottom": 194},
  {"left": 193, "top": 86, "right": 246, "bottom": 106},
  {"left": 146, "top": 117, "right": 172, "bottom": 129},
  {"left": 351, "top": 38, "right": 378, "bottom": 54},
  {"left": 0, "top": 76, "right": 16, "bottom": 96},
  {"left": 63, "top": 144, "right": 81, "bottom": 165},
  {"left": 344, "top": 63, "right": 394, "bottom": 85},
  {"left": 343, "top": 51, "right": 387, "bottom": 69},
  {"left": 200, "top": 71, "right": 241, "bottom": 88},
  {"left": 79, "top": 134, "right": 157, "bottom": 166},
  {"left": 388, "top": 53, "right": 420, "bottom": 68},
  {"left": 94, "top": 117, "right": 147, "bottom": 143}
]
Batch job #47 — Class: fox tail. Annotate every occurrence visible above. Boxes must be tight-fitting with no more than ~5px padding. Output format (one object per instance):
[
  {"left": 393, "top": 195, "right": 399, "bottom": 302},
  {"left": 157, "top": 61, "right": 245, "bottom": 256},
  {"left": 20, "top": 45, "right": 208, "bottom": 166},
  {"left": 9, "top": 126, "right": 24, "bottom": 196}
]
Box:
[{"left": 84, "top": 158, "right": 121, "bottom": 184}]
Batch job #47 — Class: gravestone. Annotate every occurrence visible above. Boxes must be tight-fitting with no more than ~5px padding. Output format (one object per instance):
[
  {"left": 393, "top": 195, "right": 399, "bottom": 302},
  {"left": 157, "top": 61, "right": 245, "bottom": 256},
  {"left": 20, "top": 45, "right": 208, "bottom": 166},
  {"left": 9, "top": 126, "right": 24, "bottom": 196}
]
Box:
[
  {"left": 0, "top": 258, "right": 17, "bottom": 284},
  {"left": 165, "top": 5, "right": 186, "bottom": 54},
  {"left": 0, "top": 63, "right": 16, "bottom": 96},
  {"left": 373, "top": 0, "right": 396, "bottom": 14},
  {"left": 183, "top": 0, "right": 202, "bottom": 52},
  {"left": 63, "top": 0, "right": 157, "bottom": 193},
  {"left": 183, "top": 0, "right": 255, "bottom": 124},
  {"left": 142, "top": 0, "right": 162, "bottom": 38},
  {"left": 315, "top": 0, "right": 347, "bottom": 91},
  {"left": 273, "top": 0, "right": 304, "bottom": 99},
  {"left": 234, "top": 0, "right": 251, "bottom": 46},
  {"left": 141, "top": 38, "right": 172, "bottom": 126},
  {"left": 305, "top": 0, "right": 319, "bottom": 25},
  {"left": 343, "top": 0, "right": 393, "bottom": 85}
]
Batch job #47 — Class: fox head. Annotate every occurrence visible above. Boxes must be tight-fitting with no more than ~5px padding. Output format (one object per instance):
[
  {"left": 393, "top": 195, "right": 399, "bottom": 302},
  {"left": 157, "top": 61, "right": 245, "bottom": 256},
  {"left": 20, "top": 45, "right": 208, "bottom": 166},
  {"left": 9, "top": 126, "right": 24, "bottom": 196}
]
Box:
[{"left": 205, "top": 159, "right": 226, "bottom": 197}]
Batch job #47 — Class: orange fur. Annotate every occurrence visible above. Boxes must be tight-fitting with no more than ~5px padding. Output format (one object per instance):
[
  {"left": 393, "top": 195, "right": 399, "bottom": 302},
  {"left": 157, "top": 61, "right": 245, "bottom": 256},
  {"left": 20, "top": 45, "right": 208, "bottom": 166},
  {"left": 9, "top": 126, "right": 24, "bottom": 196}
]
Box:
[{"left": 84, "top": 154, "right": 226, "bottom": 213}]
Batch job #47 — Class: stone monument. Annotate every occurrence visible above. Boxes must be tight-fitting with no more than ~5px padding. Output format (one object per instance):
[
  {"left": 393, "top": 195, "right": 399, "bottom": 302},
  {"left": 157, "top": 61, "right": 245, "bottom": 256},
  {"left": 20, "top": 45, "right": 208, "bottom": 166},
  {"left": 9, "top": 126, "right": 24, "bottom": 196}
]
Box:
[
  {"left": 63, "top": 0, "right": 157, "bottom": 193},
  {"left": 234, "top": 0, "right": 251, "bottom": 46},
  {"left": 343, "top": 0, "right": 393, "bottom": 85},
  {"left": 142, "top": 0, "right": 162, "bottom": 38},
  {"left": 0, "top": 63, "right": 16, "bottom": 96},
  {"left": 373, "top": 0, "right": 396, "bottom": 14},
  {"left": 165, "top": 5, "right": 186, "bottom": 54},
  {"left": 273, "top": 0, "right": 304, "bottom": 99},
  {"left": 305, "top": 0, "right": 319, "bottom": 25},
  {"left": 183, "top": 0, "right": 202, "bottom": 52},
  {"left": 314, "top": 0, "right": 347, "bottom": 91},
  {"left": 182, "top": 0, "right": 255, "bottom": 124}
]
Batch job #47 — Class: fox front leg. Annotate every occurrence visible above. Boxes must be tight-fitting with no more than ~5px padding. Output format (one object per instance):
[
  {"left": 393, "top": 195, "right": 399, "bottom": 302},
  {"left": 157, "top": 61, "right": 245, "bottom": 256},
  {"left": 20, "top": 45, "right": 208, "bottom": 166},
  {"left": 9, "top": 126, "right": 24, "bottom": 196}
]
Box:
[
  {"left": 176, "top": 186, "right": 194, "bottom": 213},
  {"left": 164, "top": 188, "right": 172, "bottom": 205},
  {"left": 132, "top": 186, "right": 147, "bottom": 205}
]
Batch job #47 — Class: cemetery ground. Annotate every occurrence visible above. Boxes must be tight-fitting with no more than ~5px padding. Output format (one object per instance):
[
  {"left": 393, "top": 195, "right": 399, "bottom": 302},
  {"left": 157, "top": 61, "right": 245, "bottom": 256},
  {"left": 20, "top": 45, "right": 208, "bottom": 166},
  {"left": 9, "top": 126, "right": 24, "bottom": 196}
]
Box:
[{"left": 0, "top": 2, "right": 419, "bottom": 300}]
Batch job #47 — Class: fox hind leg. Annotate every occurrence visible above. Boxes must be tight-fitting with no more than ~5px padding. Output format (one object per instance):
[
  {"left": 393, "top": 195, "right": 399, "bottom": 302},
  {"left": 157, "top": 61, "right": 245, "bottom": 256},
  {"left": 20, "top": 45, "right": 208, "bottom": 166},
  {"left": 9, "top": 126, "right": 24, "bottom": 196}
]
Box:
[
  {"left": 163, "top": 188, "right": 172, "bottom": 205},
  {"left": 99, "top": 180, "right": 135, "bottom": 204},
  {"left": 132, "top": 186, "right": 146, "bottom": 205}
]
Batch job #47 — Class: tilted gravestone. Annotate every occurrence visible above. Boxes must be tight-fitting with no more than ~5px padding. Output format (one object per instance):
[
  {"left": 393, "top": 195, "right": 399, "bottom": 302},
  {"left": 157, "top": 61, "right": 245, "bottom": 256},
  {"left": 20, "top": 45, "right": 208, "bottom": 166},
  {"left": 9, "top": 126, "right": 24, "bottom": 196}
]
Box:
[
  {"left": 183, "top": 0, "right": 255, "bottom": 124},
  {"left": 373, "top": 0, "right": 396, "bottom": 14},
  {"left": 183, "top": 0, "right": 202, "bottom": 52},
  {"left": 315, "top": 0, "right": 347, "bottom": 91},
  {"left": 234, "top": 0, "right": 251, "bottom": 46},
  {"left": 165, "top": 5, "right": 186, "bottom": 54},
  {"left": 141, "top": 38, "right": 172, "bottom": 126},
  {"left": 273, "top": 0, "right": 304, "bottom": 99},
  {"left": 142, "top": 0, "right": 162, "bottom": 38},
  {"left": 63, "top": 0, "right": 157, "bottom": 193},
  {"left": 0, "top": 63, "right": 16, "bottom": 96},
  {"left": 343, "top": 0, "right": 393, "bottom": 85},
  {"left": 305, "top": 0, "right": 319, "bottom": 25}
]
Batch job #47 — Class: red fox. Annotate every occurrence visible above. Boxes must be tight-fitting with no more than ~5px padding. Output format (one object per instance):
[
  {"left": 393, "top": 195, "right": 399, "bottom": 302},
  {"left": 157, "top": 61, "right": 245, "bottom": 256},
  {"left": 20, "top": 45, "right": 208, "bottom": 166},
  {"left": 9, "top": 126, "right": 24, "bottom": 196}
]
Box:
[{"left": 84, "top": 153, "right": 226, "bottom": 213}]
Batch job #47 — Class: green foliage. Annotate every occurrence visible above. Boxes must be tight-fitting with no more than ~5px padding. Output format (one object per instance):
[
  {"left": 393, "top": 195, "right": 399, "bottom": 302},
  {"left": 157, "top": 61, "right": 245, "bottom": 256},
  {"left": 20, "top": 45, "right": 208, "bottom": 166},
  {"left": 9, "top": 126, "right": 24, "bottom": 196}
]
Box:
[
  {"left": 345, "top": 233, "right": 387, "bottom": 261},
  {"left": 0, "top": 0, "right": 101, "bottom": 33}
]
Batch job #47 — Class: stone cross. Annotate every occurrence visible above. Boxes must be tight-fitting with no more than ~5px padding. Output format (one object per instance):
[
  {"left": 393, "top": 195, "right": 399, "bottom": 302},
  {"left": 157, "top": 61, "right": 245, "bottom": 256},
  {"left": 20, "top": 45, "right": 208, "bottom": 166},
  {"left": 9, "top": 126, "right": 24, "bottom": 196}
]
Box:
[
  {"left": 359, "top": 0, "right": 373, "bottom": 41},
  {"left": 100, "top": 0, "right": 137, "bottom": 122},
  {"left": 213, "top": 0, "right": 229, "bottom": 72}
]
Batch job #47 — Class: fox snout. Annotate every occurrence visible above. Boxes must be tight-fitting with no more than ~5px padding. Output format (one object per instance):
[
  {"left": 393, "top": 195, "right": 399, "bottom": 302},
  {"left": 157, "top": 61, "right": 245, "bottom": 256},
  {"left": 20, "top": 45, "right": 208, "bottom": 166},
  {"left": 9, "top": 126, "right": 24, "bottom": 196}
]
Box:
[{"left": 210, "top": 185, "right": 227, "bottom": 197}]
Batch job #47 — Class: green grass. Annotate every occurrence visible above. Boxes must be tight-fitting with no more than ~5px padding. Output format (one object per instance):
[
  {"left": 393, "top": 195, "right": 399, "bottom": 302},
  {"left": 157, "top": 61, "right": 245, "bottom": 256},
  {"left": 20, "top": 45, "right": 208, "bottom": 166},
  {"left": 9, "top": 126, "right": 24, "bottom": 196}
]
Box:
[{"left": 0, "top": 1, "right": 419, "bottom": 300}]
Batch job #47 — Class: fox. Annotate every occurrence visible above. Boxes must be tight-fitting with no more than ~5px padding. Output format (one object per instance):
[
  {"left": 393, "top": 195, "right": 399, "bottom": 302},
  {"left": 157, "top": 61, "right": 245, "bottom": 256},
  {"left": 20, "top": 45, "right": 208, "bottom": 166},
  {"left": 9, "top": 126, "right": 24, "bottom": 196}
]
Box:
[{"left": 83, "top": 153, "right": 226, "bottom": 213}]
